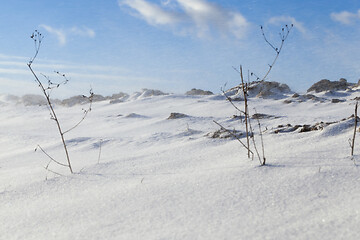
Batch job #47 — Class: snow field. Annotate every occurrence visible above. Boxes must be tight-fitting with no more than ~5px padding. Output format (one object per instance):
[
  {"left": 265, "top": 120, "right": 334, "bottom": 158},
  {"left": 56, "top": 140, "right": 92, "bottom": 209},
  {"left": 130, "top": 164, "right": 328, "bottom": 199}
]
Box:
[{"left": 1, "top": 92, "right": 360, "bottom": 239}]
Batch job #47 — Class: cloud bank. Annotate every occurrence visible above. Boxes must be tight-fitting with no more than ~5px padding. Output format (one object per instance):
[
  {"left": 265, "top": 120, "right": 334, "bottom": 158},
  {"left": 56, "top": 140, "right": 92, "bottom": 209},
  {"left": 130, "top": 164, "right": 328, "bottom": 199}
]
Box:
[
  {"left": 268, "top": 16, "right": 307, "bottom": 37},
  {"left": 39, "top": 25, "right": 96, "bottom": 46},
  {"left": 331, "top": 9, "right": 360, "bottom": 25},
  {"left": 40, "top": 25, "right": 67, "bottom": 45},
  {"left": 119, "top": 0, "right": 249, "bottom": 39}
]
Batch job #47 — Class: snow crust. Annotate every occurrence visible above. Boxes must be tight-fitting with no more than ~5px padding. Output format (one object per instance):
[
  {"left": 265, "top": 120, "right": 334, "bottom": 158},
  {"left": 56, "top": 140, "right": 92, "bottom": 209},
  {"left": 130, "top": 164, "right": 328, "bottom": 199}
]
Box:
[{"left": 1, "top": 89, "right": 360, "bottom": 239}]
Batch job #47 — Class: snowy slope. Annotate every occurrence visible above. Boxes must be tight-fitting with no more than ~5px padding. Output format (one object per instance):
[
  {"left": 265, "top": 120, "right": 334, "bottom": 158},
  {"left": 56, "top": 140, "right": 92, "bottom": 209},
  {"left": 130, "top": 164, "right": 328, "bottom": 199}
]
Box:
[{"left": 1, "top": 90, "right": 360, "bottom": 240}]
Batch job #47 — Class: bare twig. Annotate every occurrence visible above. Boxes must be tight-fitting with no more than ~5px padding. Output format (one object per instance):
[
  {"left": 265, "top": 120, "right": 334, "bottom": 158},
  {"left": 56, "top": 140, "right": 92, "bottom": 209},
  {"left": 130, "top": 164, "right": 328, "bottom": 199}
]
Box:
[
  {"left": 63, "top": 90, "right": 94, "bottom": 134},
  {"left": 97, "top": 139, "right": 103, "bottom": 164},
  {"left": 220, "top": 24, "right": 292, "bottom": 166},
  {"left": 221, "top": 88, "right": 246, "bottom": 115},
  {"left": 44, "top": 167, "right": 65, "bottom": 177},
  {"left": 28, "top": 48, "right": 73, "bottom": 173},
  {"left": 213, "top": 120, "right": 254, "bottom": 157},
  {"left": 28, "top": 31, "right": 91, "bottom": 174},
  {"left": 247, "top": 117, "right": 262, "bottom": 164},
  {"left": 239, "top": 65, "right": 251, "bottom": 158},
  {"left": 260, "top": 24, "right": 293, "bottom": 81},
  {"left": 35, "top": 145, "right": 68, "bottom": 167},
  {"left": 351, "top": 101, "right": 358, "bottom": 156},
  {"left": 254, "top": 109, "right": 266, "bottom": 165},
  {"left": 222, "top": 91, "right": 246, "bottom": 115},
  {"left": 29, "top": 30, "right": 43, "bottom": 65}
]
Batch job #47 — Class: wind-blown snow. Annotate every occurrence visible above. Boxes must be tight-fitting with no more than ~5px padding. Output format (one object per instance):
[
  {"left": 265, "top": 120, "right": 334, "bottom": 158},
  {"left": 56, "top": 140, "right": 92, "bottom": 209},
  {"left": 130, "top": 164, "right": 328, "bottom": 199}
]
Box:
[{"left": 1, "top": 89, "right": 360, "bottom": 239}]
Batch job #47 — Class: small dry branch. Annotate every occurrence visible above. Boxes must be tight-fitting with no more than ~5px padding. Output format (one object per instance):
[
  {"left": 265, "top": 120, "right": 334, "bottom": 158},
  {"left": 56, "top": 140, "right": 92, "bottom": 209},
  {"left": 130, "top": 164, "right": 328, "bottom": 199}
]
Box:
[
  {"left": 260, "top": 24, "right": 293, "bottom": 81},
  {"left": 213, "top": 120, "right": 254, "bottom": 158},
  {"left": 28, "top": 30, "right": 92, "bottom": 174},
  {"left": 351, "top": 101, "right": 358, "bottom": 156},
  {"left": 254, "top": 109, "right": 266, "bottom": 165},
  {"left": 97, "top": 139, "right": 103, "bottom": 164},
  {"left": 247, "top": 117, "right": 262, "bottom": 164}
]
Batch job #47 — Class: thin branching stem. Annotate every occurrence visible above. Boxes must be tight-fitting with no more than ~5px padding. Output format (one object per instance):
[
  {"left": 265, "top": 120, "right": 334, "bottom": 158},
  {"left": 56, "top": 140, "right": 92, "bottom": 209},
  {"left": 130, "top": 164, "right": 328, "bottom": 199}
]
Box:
[
  {"left": 97, "top": 139, "right": 103, "bottom": 164},
  {"left": 36, "top": 145, "right": 69, "bottom": 167},
  {"left": 44, "top": 167, "right": 65, "bottom": 177},
  {"left": 28, "top": 31, "right": 73, "bottom": 173},
  {"left": 63, "top": 94, "right": 93, "bottom": 134},
  {"left": 213, "top": 120, "right": 254, "bottom": 157},
  {"left": 260, "top": 24, "right": 293, "bottom": 82},
  {"left": 222, "top": 89, "right": 246, "bottom": 115},
  {"left": 239, "top": 65, "right": 250, "bottom": 158},
  {"left": 28, "top": 63, "right": 73, "bottom": 173},
  {"left": 351, "top": 101, "right": 358, "bottom": 156},
  {"left": 254, "top": 109, "right": 266, "bottom": 165},
  {"left": 247, "top": 118, "right": 262, "bottom": 164}
]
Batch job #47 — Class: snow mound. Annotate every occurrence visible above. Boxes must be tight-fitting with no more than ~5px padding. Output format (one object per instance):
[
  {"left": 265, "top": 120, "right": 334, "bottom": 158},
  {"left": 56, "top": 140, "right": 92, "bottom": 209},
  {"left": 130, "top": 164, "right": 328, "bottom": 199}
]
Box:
[
  {"left": 0, "top": 94, "right": 20, "bottom": 105},
  {"left": 127, "top": 89, "right": 168, "bottom": 101},
  {"left": 125, "top": 113, "right": 148, "bottom": 118},
  {"left": 226, "top": 81, "right": 292, "bottom": 100},
  {"left": 167, "top": 112, "right": 189, "bottom": 119},
  {"left": 21, "top": 94, "right": 61, "bottom": 106},
  {"left": 185, "top": 88, "right": 213, "bottom": 96},
  {"left": 109, "top": 92, "right": 129, "bottom": 104},
  {"left": 286, "top": 93, "right": 326, "bottom": 103},
  {"left": 206, "top": 128, "right": 245, "bottom": 139},
  {"left": 320, "top": 117, "right": 356, "bottom": 137},
  {"left": 0, "top": 94, "right": 62, "bottom": 106},
  {"left": 20, "top": 94, "right": 47, "bottom": 106},
  {"left": 61, "top": 95, "right": 92, "bottom": 107},
  {"left": 307, "top": 78, "right": 355, "bottom": 93}
]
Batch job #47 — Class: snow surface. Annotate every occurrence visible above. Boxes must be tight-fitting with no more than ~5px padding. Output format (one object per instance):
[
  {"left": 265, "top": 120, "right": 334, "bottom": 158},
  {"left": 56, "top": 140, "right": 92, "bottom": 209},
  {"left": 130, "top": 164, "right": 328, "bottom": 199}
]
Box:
[{"left": 1, "top": 89, "right": 360, "bottom": 239}]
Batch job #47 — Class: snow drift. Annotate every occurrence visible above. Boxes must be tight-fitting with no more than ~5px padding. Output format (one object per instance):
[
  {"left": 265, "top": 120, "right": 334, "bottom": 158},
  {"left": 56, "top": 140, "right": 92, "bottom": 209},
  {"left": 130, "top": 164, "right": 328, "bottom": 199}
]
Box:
[
  {"left": 226, "top": 81, "right": 292, "bottom": 100},
  {"left": 1, "top": 83, "right": 360, "bottom": 239}
]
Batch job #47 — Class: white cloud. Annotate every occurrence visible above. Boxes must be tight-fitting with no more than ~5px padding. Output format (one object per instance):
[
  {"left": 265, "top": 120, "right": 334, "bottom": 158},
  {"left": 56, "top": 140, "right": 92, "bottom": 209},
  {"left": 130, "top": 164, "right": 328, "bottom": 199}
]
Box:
[
  {"left": 330, "top": 10, "right": 360, "bottom": 25},
  {"left": 228, "top": 12, "right": 248, "bottom": 39},
  {"left": 39, "top": 25, "right": 96, "bottom": 46},
  {"left": 0, "top": 67, "right": 29, "bottom": 75},
  {"left": 120, "top": 0, "right": 181, "bottom": 26},
  {"left": 119, "top": 0, "right": 249, "bottom": 39},
  {"left": 268, "top": 16, "right": 307, "bottom": 35},
  {"left": 40, "top": 24, "right": 67, "bottom": 45},
  {"left": 70, "top": 27, "right": 96, "bottom": 38},
  {"left": 161, "top": 0, "right": 172, "bottom": 6}
]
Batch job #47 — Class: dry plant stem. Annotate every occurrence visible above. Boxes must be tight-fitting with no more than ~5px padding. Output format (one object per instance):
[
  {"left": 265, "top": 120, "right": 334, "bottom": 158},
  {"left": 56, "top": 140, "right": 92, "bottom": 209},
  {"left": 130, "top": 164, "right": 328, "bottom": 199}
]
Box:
[
  {"left": 221, "top": 89, "right": 246, "bottom": 115},
  {"left": 36, "top": 145, "right": 68, "bottom": 167},
  {"left": 247, "top": 118, "right": 262, "bottom": 164},
  {"left": 44, "top": 167, "right": 65, "bottom": 177},
  {"left": 351, "top": 102, "right": 358, "bottom": 156},
  {"left": 256, "top": 117, "right": 266, "bottom": 165},
  {"left": 97, "top": 139, "right": 103, "bottom": 164},
  {"left": 213, "top": 120, "right": 254, "bottom": 157},
  {"left": 260, "top": 24, "right": 293, "bottom": 81},
  {"left": 252, "top": 108, "right": 266, "bottom": 165},
  {"left": 28, "top": 64, "right": 73, "bottom": 173},
  {"left": 63, "top": 96, "right": 93, "bottom": 134},
  {"left": 28, "top": 31, "right": 73, "bottom": 174},
  {"left": 240, "top": 66, "right": 250, "bottom": 158}
]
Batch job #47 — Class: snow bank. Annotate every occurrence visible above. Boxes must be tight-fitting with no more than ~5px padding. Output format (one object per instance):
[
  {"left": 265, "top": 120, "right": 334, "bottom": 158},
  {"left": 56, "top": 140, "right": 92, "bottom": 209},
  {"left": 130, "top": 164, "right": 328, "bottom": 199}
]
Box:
[
  {"left": 185, "top": 88, "right": 213, "bottom": 96},
  {"left": 307, "top": 78, "right": 356, "bottom": 93},
  {"left": 0, "top": 94, "right": 19, "bottom": 105},
  {"left": 1, "top": 87, "right": 360, "bottom": 239},
  {"left": 226, "top": 81, "right": 292, "bottom": 100}
]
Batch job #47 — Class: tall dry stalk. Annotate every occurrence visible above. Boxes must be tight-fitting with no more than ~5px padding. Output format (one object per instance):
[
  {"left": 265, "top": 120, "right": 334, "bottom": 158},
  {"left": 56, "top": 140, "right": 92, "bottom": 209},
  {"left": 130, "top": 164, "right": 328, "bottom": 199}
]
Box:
[
  {"left": 28, "top": 30, "right": 93, "bottom": 174},
  {"left": 240, "top": 66, "right": 251, "bottom": 158},
  {"left": 220, "top": 24, "right": 293, "bottom": 165},
  {"left": 351, "top": 101, "right": 358, "bottom": 156},
  {"left": 254, "top": 109, "right": 266, "bottom": 165}
]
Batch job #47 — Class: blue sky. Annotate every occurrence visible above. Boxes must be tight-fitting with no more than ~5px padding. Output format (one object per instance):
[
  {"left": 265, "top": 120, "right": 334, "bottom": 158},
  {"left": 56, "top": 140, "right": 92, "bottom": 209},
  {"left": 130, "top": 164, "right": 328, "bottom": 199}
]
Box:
[{"left": 1, "top": 0, "right": 360, "bottom": 97}]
